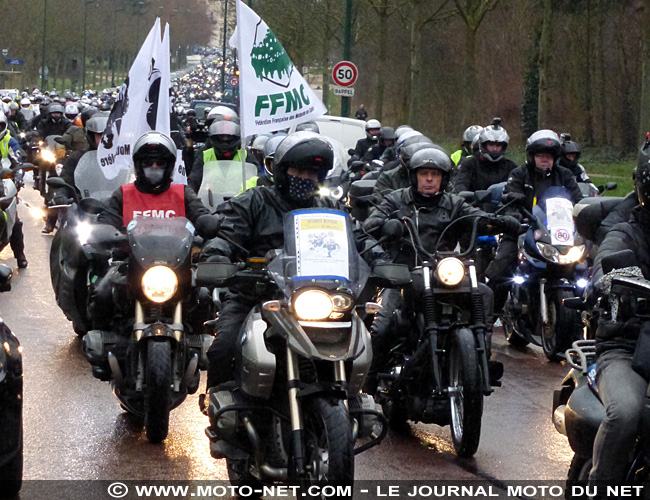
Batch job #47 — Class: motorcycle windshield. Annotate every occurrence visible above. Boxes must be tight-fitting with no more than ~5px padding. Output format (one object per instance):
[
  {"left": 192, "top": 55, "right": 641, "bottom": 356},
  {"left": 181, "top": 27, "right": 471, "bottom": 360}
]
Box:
[
  {"left": 44, "top": 135, "right": 61, "bottom": 150},
  {"left": 74, "top": 150, "right": 133, "bottom": 200},
  {"left": 198, "top": 160, "right": 258, "bottom": 212},
  {"left": 268, "top": 208, "right": 370, "bottom": 299},
  {"left": 126, "top": 216, "right": 195, "bottom": 269},
  {"left": 533, "top": 187, "right": 576, "bottom": 246}
]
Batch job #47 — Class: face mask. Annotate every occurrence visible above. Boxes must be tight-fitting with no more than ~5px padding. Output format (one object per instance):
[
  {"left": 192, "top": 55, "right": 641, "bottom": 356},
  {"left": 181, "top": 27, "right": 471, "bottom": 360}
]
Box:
[
  {"left": 143, "top": 167, "right": 165, "bottom": 185},
  {"left": 287, "top": 174, "right": 318, "bottom": 203}
]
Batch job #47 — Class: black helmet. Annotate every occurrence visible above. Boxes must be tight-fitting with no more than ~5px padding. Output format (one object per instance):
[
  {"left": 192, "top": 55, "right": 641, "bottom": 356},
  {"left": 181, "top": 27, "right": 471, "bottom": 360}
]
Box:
[
  {"left": 525, "top": 129, "right": 561, "bottom": 172},
  {"left": 635, "top": 136, "right": 650, "bottom": 208},
  {"left": 132, "top": 131, "right": 178, "bottom": 191},
  {"left": 98, "top": 101, "right": 111, "bottom": 112},
  {"left": 408, "top": 147, "right": 452, "bottom": 193},
  {"left": 401, "top": 142, "right": 437, "bottom": 170},
  {"left": 186, "top": 109, "right": 197, "bottom": 118},
  {"left": 273, "top": 131, "right": 333, "bottom": 202},
  {"left": 208, "top": 120, "right": 241, "bottom": 158},
  {"left": 378, "top": 126, "right": 396, "bottom": 148},
  {"left": 560, "top": 133, "right": 581, "bottom": 169},
  {"left": 85, "top": 113, "right": 108, "bottom": 150},
  {"left": 399, "top": 135, "right": 433, "bottom": 167},
  {"left": 80, "top": 106, "right": 99, "bottom": 127},
  {"left": 295, "top": 121, "right": 320, "bottom": 133},
  {"left": 478, "top": 118, "right": 509, "bottom": 162}
]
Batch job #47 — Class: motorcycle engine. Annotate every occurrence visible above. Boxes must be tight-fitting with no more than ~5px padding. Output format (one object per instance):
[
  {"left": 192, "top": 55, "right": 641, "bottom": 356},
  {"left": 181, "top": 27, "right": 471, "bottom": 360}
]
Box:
[{"left": 207, "top": 389, "right": 245, "bottom": 442}]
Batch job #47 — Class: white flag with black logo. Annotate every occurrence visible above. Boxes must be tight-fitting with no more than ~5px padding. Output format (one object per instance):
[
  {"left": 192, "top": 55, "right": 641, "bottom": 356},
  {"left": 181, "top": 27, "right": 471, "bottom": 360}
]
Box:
[
  {"left": 97, "top": 18, "right": 185, "bottom": 183},
  {"left": 229, "top": 0, "right": 327, "bottom": 138}
]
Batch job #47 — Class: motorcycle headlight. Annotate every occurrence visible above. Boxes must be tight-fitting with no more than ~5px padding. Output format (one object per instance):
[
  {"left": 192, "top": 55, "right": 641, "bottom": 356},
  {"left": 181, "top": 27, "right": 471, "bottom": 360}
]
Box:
[
  {"left": 40, "top": 149, "right": 56, "bottom": 163},
  {"left": 559, "top": 245, "right": 585, "bottom": 264},
  {"left": 141, "top": 265, "right": 178, "bottom": 303},
  {"left": 536, "top": 242, "right": 559, "bottom": 262},
  {"left": 293, "top": 289, "right": 333, "bottom": 321},
  {"left": 436, "top": 257, "right": 465, "bottom": 286}
]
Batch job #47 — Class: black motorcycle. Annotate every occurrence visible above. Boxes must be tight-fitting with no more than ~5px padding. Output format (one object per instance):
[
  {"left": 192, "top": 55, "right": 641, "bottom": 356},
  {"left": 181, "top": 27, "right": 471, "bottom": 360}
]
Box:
[
  {"left": 196, "top": 208, "right": 403, "bottom": 489},
  {"left": 0, "top": 266, "right": 21, "bottom": 497},
  {"left": 553, "top": 249, "right": 650, "bottom": 490},
  {"left": 501, "top": 187, "right": 588, "bottom": 361},
  {"left": 375, "top": 213, "right": 502, "bottom": 457},
  {"left": 82, "top": 213, "right": 213, "bottom": 443}
]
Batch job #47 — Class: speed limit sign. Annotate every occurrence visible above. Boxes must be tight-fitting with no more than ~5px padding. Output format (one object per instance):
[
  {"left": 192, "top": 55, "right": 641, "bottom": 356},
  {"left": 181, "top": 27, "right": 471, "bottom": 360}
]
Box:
[{"left": 332, "top": 61, "right": 358, "bottom": 87}]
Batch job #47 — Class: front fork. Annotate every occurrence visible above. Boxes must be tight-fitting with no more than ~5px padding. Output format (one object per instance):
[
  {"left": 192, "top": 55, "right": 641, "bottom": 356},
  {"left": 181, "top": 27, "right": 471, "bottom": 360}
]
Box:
[{"left": 286, "top": 347, "right": 348, "bottom": 478}]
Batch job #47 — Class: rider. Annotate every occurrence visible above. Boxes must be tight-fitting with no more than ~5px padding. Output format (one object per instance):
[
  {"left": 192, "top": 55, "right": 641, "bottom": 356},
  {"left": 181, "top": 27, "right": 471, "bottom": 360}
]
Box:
[
  {"left": 453, "top": 119, "right": 517, "bottom": 193},
  {"left": 188, "top": 119, "right": 257, "bottom": 193},
  {"left": 200, "top": 131, "right": 387, "bottom": 390},
  {"left": 485, "top": 129, "right": 583, "bottom": 309},
  {"left": 559, "top": 133, "right": 592, "bottom": 185},
  {"left": 363, "top": 126, "right": 396, "bottom": 163},
  {"left": 36, "top": 103, "right": 72, "bottom": 139},
  {"left": 450, "top": 125, "right": 482, "bottom": 167},
  {"left": 587, "top": 139, "right": 650, "bottom": 485},
  {"left": 90, "top": 131, "right": 218, "bottom": 329},
  {"left": 362, "top": 147, "right": 519, "bottom": 393},
  {"left": 353, "top": 119, "right": 381, "bottom": 159},
  {"left": 56, "top": 106, "right": 99, "bottom": 153},
  {"left": 0, "top": 113, "right": 27, "bottom": 268}
]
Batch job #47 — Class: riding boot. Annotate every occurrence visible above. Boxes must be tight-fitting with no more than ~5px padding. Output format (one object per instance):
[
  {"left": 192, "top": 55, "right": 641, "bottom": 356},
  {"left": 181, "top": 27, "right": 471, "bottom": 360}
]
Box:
[{"left": 10, "top": 219, "right": 27, "bottom": 268}]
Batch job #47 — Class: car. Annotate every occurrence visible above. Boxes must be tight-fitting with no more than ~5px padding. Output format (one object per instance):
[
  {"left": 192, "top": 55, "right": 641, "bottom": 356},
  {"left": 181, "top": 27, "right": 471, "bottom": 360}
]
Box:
[
  {"left": 189, "top": 100, "right": 238, "bottom": 122},
  {"left": 289, "top": 115, "right": 366, "bottom": 154},
  {"left": 0, "top": 266, "right": 22, "bottom": 498}
]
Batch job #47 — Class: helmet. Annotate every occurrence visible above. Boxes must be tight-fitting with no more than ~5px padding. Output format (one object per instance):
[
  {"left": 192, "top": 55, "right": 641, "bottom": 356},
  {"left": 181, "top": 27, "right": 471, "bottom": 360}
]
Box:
[
  {"left": 186, "top": 109, "right": 197, "bottom": 118},
  {"left": 65, "top": 103, "right": 79, "bottom": 120},
  {"left": 525, "top": 129, "right": 562, "bottom": 172},
  {"left": 365, "top": 119, "right": 382, "bottom": 140},
  {"left": 208, "top": 120, "right": 241, "bottom": 158},
  {"left": 560, "top": 133, "right": 581, "bottom": 169},
  {"left": 80, "top": 106, "right": 99, "bottom": 127},
  {"left": 478, "top": 118, "right": 509, "bottom": 162},
  {"left": 273, "top": 131, "right": 333, "bottom": 201},
  {"left": 262, "top": 133, "right": 288, "bottom": 179},
  {"left": 462, "top": 125, "right": 482, "bottom": 154},
  {"left": 408, "top": 147, "right": 452, "bottom": 193},
  {"left": 0, "top": 112, "right": 7, "bottom": 140},
  {"left": 132, "top": 131, "right": 178, "bottom": 190},
  {"left": 295, "top": 121, "right": 320, "bottom": 133},
  {"left": 206, "top": 105, "right": 239, "bottom": 127},
  {"left": 401, "top": 142, "right": 439, "bottom": 169},
  {"left": 395, "top": 125, "right": 413, "bottom": 139},
  {"left": 1, "top": 96, "right": 11, "bottom": 103},
  {"left": 251, "top": 134, "right": 271, "bottom": 152},
  {"left": 8, "top": 102, "right": 18, "bottom": 112},
  {"left": 85, "top": 114, "right": 108, "bottom": 149},
  {"left": 378, "top": 127, "right": 396, "bottom": 148},
  {"left": 48, "top": 103, "right": 65, "bottom": 121},
  {"left": 98, "top": 102, "right": 111, "bottom": 111},
  {"left": 20, "top": 98, "right": 30, "bottom": 107}
]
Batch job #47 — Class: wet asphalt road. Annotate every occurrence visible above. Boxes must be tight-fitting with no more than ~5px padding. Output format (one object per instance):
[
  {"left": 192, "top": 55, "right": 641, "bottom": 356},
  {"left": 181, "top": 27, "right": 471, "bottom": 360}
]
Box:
[{"left": 1, "top": 184, "right": 573, "bottom": 483}]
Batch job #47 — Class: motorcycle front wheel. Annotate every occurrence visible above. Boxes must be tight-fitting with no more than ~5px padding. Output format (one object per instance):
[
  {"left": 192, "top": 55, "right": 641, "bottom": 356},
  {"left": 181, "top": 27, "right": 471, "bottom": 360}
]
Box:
[
  {"left": 502, "top": 291, "right": 530, "bottom": 347},
  {"left": 449, "top": 328, "right": 483, "bottom": 458},
  {"left": 300, "top": 397, "right": 353, "bottom": 494},
  {"left": 540, "top": 290, "right": 582, "bottom": 362},
  {"left": 144, "top": 341, "right": 172, "bottom": 443}
]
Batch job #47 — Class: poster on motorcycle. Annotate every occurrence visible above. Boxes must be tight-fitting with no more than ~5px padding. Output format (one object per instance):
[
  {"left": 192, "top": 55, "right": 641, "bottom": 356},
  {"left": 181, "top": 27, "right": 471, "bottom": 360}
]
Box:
[
  {"left": 97, "top": 19, "right": 186, "bottom": 184},
  {"left": 546, "top": 197, "right": 575, "bottom": 246},
  {"left": 294, "top": 211, "right": 349, "bottom": 280},
  {"left": 228, "top": 0, "right": 327, "bottom": 138}
]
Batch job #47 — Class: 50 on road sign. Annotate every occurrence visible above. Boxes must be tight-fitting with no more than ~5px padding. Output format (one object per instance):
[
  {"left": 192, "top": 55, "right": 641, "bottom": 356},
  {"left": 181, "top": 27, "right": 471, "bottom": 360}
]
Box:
[{"left": 332, "top": 61, "right": 358, "bottom": 87}]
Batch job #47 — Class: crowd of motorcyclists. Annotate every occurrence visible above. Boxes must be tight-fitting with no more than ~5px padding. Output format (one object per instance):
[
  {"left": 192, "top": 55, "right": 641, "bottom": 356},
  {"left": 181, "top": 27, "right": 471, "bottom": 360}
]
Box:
[{"left": 0, "top": 52, "right": 648, "bottom": 493}]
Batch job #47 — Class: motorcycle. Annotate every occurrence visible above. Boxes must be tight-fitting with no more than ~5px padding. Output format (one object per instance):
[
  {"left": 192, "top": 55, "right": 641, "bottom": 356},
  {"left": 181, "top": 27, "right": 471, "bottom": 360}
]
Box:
[
  {"left": 35, "top": 135, "right": 66, "bottom": 199},
  {"left": 501, "top": 187, "right": 588, "bottom": 361},
  {"left": 81, "top": 211, "right": 213, "bottom": 443},
  {"left": 552, "top": 249, "right": 650, "bottom": 490},
  {"left": 0, "top": 289, "right": 22, "bottom": 497},
  {"left": 374, "top": 212, "right": 501, "bottom": 457},
  {"left": 0, "top": 158, "right": 35, "bottom": 257},
  {"left": 47, "top": 150, "right": 132, "bottom": 336},
  {"left": 196, "top": 208, "right": 403, "bottom": 488}
]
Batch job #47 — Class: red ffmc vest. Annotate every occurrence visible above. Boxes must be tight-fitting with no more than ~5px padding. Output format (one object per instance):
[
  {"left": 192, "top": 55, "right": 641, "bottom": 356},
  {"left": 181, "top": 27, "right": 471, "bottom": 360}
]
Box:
[{"left": 121, "top": 183, "right": 186, "bottom": 225}]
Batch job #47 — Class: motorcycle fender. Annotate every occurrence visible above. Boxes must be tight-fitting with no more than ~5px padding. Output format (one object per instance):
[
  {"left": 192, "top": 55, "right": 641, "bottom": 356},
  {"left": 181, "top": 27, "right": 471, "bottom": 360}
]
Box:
[
  {"left": 565, "top": 383, "right": 605, "bottom": 456},
  {"left": 348, "top": 315, "right": 372, "bottom": 395},
  {"left": 239, "top": 309, "right": 276, "bottom": 400}
]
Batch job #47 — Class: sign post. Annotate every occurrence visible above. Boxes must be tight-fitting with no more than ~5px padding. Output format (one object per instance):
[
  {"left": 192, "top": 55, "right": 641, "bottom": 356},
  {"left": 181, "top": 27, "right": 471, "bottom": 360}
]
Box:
[{"left": 332, "top": 61, "right": 357, "bottom": 117}]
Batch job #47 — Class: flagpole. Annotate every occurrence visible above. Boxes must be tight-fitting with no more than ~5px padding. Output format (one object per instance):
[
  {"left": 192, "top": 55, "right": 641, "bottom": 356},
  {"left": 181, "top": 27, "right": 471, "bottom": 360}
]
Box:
[{"left": 235, "top": 0, "right": 248, "bottom": 192}]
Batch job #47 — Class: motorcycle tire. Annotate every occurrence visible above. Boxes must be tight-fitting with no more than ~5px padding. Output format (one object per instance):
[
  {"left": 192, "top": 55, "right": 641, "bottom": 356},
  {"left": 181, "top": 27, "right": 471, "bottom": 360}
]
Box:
[
  {"left": 540, "top": 290, "right": 582, "bottom": 363},
  {"left": 0, "top": 426, "right": 22, "bottom": 498},
  {"left": 449, "top": 328, "right": 483, "bottom": 458},
  {"left": 300, "top": 397, "right": 353, "bottom": 494},
  {"left": 502, "top": 292, "right": 530, "bottom": 347},
  {"left": 144, "top": 341, "right": 172, "bottom": 443}
]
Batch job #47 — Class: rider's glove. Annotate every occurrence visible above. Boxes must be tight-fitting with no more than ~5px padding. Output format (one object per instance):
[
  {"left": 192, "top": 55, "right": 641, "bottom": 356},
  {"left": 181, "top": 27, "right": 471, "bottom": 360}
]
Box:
[
  {"left": 496, "top": 215, "right": 521, "bottom": 235},
  {"left": 195, "top": 214, "right": 222, "bottom": 239}
]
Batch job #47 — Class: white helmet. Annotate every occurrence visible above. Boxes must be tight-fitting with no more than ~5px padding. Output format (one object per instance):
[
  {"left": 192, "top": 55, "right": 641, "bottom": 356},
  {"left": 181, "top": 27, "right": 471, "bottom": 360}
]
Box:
[
  {"left": 0, "top": 112, "right": 8, "bottom": 140},
  {"left": 20, "top": 98, "right": 30, "bottom": 107},
  {"left": 65, "top": 103, "right": 80, "bottom": 119},
  {"left": 365, "top": 119, "right": 381, "bottom": 140}
]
